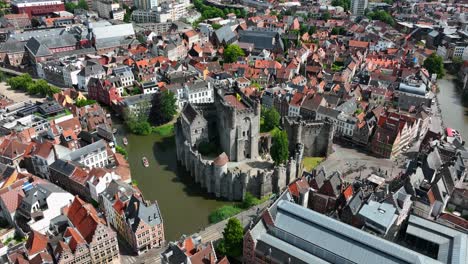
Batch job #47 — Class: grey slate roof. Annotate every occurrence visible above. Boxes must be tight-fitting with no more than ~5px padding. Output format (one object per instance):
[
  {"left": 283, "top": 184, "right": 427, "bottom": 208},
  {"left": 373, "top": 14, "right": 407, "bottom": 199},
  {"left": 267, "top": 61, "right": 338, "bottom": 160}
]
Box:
[
  {"left": 214, "top": 25, "right": 237, "bottom": 44},
  {"left": 161, "top": 243, "right": 188, "bottom": 263},
  {"left": 78, "top": 60, "right": 104, "bottom": 77},
  {"left": 101, "top": 180, "right": 135, "bottom": 203},
  {"left": 21, "top": 183, "right": 68, "bottom": 213},
  {"left": 317, "top": 105, "right": 340, "bottom": 119},
  {"left": 125, "top": 195, "right": 163, "bottom": 232},
  {"left": 25, "top": 34, "right": 77, "bottom": 57},
  {"left": 0, "top": 40, "right": 26, "bottom": 53},
  {"left": 65, "top": 139, "right": 107, "bottom": 162},
  {"left": 238, "top": 29, "right": 284, "bottom": 51},
  {"left": 181, "top": 103, "right": 200, "bottom": 124},
  {"left": 50, "top": 159, "right": 77, "bottom": 177}
]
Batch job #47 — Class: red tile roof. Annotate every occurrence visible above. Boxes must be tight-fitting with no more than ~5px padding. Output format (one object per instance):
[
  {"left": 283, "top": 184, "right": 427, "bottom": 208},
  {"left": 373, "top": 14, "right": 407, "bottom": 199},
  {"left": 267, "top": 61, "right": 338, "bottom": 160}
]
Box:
[
  {"left": 31, "top": 141, "right": 54, "bottom": 159},
  {"left": 290, "top": 92, "right": 305, "bottom": 107},
  {"left": 189, "top": 242, "right": 216, "bottom": 264},
  {"left": 0, "top": 138, "right": 28, "bottom": 160},
  {"left": 25, "top": 230, "right": 48, "bottom": 256},
  {"left": 29, "top": 252, "right": 53, "bottom": 264},
  {"left": 213, "top": 153, "right": 229, "bottom": 166},
  {"left": 65, "top": 196, "right": 104, "bottom": 243},
  {"left": 224, "top": 95, "right": 247, "bottom": 110},
  {"left": 254, "top": 60, "right": 282, "bottom": 69},
  {"left": 349, "top": 40, "right": 369, "bottom": 49},
  {"left": 0, "top": 186, "right": 24, "bottom": 213},
  {"left": 56, "top": 117, "right": 81, "bottom": 132},
  {"left": 64, "top": 227, "right": 86, "bottom": 252}
]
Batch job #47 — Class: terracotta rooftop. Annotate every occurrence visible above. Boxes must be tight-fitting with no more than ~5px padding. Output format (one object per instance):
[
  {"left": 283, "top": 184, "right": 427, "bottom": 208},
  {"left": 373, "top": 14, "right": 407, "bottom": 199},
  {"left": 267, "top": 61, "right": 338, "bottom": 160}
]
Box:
[
  {"left": 25, "top": 230, "right": 48, "bottom": 257},
  {"left": 224, "top": 95, "right": 247, "bottom": 110},
  {"left": 64, "top": 227, "right": 86, "bottom": 252},
  {"left": 349, "top": 40, "right": 369, "bottom": 49},
  {"left": 66, "top": 196, "right": 104, "bottom": 243},
  {"left": 213, "top": 153, "right": 229, "bottom": 166}
]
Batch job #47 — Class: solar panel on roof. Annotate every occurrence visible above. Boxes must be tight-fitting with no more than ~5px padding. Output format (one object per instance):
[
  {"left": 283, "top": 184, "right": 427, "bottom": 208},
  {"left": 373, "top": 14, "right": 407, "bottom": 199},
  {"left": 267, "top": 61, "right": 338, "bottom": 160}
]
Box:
[{"left": 22, "top": 182, "right": 33, "bottom": 192}]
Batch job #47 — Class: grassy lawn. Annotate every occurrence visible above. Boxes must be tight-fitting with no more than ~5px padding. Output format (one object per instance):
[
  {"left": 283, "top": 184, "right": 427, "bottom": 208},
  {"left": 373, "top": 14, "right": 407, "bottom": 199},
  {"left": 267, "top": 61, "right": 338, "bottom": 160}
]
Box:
[
  {"left": 302, "top": 157, "right": 324, "bottom": 172},
  {"left": 208, "top": 193, "right": 272, "bottom": 223},
  {"left": 152, "top": 123, "right": 174, "bottom": 137}
]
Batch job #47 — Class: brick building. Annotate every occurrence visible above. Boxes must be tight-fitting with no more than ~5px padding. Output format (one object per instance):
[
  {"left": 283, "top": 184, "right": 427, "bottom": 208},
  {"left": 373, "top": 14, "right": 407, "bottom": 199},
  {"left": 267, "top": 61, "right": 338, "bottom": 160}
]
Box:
[
  {"left": 61, "top": 196, "right": 120, "bottom": 263},
  {"left": 11, "top": 0, "right": 65, "bottom": 18},
  {"left": 101, "top": 180, "right": 165, "bottom": 254},
  {"left": 88, "top": 78, "right": 122, "bottom": 106}
]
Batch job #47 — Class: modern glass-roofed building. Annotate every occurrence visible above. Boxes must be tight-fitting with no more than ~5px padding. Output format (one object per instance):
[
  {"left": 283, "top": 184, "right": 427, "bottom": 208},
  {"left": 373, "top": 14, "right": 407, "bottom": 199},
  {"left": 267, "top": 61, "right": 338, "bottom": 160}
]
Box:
[{"left": 244, "top": 192, "right": 467, "bottom": 264}]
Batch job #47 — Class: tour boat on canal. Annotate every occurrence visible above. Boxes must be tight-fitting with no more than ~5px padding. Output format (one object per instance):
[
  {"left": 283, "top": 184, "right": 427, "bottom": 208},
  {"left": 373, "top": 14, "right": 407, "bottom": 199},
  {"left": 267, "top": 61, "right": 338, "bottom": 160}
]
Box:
[
  {"left": 142, "top": 157, "right": 149, "bottom": 167},
  {"left": 123, "top": 137, "right": 128, "bottom": 146},
  {"left": 446, "top": 127, "right": 464, "bottom": 145}
]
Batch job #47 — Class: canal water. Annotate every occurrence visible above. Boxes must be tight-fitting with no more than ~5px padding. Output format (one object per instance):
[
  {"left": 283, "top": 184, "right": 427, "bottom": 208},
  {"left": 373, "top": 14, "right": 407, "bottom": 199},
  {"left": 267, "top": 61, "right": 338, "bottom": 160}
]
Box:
[
  {"left": 113, "top": 120, "right": 231, "bottom": 241},
  {"left": 437, "top": 77, "right": 468, "bottom": 141}
]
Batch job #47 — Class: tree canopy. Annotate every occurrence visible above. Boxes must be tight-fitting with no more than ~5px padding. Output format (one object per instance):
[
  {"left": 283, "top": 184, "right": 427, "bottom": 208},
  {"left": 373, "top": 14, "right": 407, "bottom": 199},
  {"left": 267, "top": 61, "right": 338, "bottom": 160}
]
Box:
[
  {"left": 321, "top": 11, "right": 331, "bottom": 21},
  {"left": 75, "top": 99, "right": 97, "bottom": 107},
  {"left": 149, "top": 90, "right": 177, "bottom": 125},
  {"left": 7, "top": 74, "right": 60, "bottom": 97},
  {"left": 217, "top": 218, "right": 243, "bottom": 257},
  {"left": 366, "top": 10, "right": 394, "bottom": 26},
  {"left": 77, "top": 0, "right": 88, "bottom": 10},
  {"left": 331, "top": 27, "right": 346, "bottom": 35},
  {"left": 271, "top": 130, "right": 289, "bottom": 166},
  {"left": 423, "top": 53, "right": 445, "bottom": 79},
  {"left": 261, "top": 107, "right": 280, "bottom": 133},
  {"left": 65, "top": 0, "right": 88, "bottom": 12},
  {"left": 223, "top": 44, "right": 245, "bottom": 63},
  {"left": 331, "top": 0, "right": 351, "bottom": 11},
  {"left": 193, "top": 0, "right": 246, "bottom": 23},
  {"left": 126, "top": 119, "right": 152, "bottom": 135}
]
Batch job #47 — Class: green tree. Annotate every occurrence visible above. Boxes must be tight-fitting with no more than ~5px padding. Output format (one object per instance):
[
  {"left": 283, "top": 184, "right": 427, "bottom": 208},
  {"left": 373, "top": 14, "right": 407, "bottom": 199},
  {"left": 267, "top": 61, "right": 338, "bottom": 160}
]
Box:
[
  {"left": 75, "top": 98, "right": 97, "bottom": 107},
  {"left": 241, "top": 192, "right": 260, "bottom": 209},
  {"left": 261, "top": 107, "right": 280, "bottom": 132},
  {"left": 331, "top": 27, "right": 346, "bottom": 35},
  {"left": 271, "top": 130, "right": 289, "bottom": 165},
  {"left": 7, "top": 74, "right": 33, "bottom": 90},
  {"left": 127, "top": 119, "right": 152, "bottom": 135},
  {"left": 321, "top": 11, "right": 331, "bottom": 21},
  {"left": 223, "top": 44, "right": 245, "bottom": 63},
  {"left": 149, "top": 90, "right": 177, "bottom": 125},
  {"left": 331, "top": 0, "right": 351, "bottom": 11},
  {"left": 308, "top": 25, "right": 317, "bottom": 35},
  {"left": 65, "top": 2, "right": 77, "bottom": 12},
  {"left": 423, "top": 53, "right": 445, "bottom": 79},
  {"left": 366, "top": 10, "right": 394, "bottom": 26},
  {"left": 217, "top": 218, "right": 243, "bottom": 257},
  {"left": 0, "top": 72, "right": 7, "bottom": 82},
  {"left": 212, "top": 23, "right": 222, "bottom": 30},
  {"left": 77, "top": 0, "right": 88, "bottom": 10},
  {"left": 116, "top": 145, "right": 128, "bottom": 157}
]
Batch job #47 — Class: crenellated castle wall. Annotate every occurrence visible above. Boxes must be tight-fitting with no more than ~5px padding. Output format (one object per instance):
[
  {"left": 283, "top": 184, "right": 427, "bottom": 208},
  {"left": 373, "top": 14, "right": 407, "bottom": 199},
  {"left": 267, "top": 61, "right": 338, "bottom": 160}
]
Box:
[{"left": 175, "top": 120, "right": 299, "bottom": 200}]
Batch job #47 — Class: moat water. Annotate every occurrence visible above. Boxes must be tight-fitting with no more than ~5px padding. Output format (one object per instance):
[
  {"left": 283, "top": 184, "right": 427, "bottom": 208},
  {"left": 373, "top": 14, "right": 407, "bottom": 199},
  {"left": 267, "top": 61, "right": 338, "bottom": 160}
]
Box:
[
  {"left": 113, "top": 120, "right": 231, "bottom": 241},
  {"left": 437, "top": 77, "right": 468, "bottom": 141}
]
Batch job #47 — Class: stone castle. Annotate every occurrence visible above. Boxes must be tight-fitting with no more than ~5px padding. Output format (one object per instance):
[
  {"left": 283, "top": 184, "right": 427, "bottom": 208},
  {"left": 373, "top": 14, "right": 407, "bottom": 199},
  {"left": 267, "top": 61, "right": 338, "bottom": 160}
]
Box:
[
  {"left": 283, "top": 116, "right": 334, "bottom": 157},
  {"left": 175, "top": 86, "right": 334, "bottom": 201}
]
